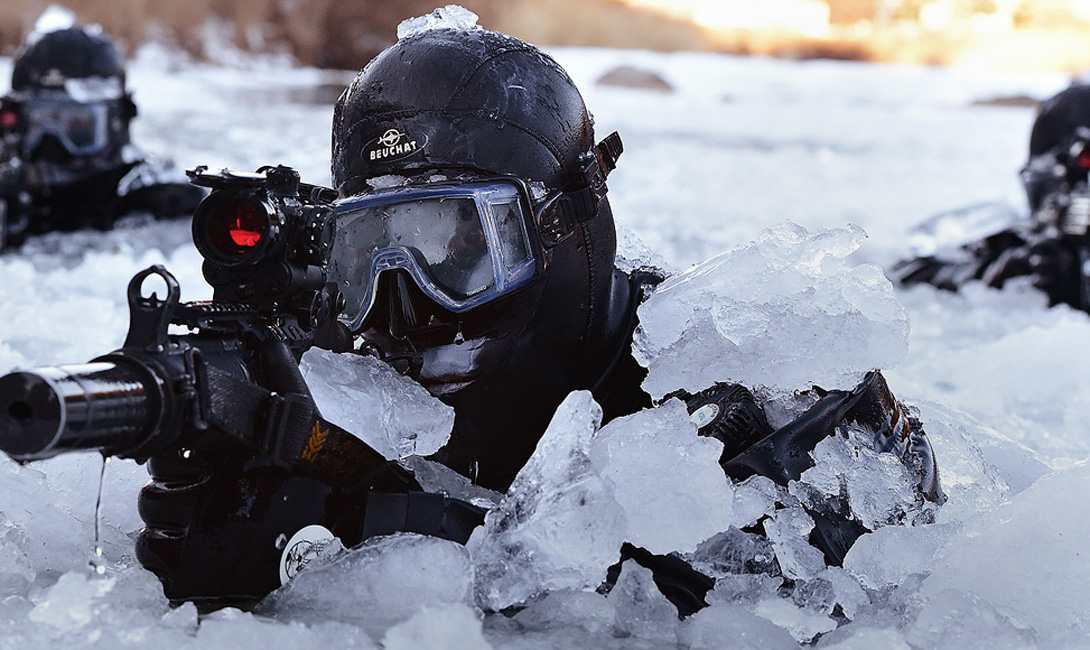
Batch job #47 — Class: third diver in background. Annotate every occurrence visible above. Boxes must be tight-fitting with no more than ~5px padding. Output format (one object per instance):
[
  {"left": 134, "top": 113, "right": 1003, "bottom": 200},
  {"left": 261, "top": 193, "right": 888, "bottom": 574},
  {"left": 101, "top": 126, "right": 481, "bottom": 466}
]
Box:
[{"left": 893, "top": 84, "right": 1090, "bottom": 311}]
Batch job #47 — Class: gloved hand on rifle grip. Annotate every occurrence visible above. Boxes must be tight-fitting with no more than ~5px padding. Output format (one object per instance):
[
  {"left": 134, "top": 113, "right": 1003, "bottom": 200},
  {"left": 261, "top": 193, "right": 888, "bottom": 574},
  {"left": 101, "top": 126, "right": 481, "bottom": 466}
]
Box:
[
  {"left": 135, "top": 338, "right": 343, "bottom": 609},
  {"left": 135, "top": 337, "right": 482, "bottom": 608}
]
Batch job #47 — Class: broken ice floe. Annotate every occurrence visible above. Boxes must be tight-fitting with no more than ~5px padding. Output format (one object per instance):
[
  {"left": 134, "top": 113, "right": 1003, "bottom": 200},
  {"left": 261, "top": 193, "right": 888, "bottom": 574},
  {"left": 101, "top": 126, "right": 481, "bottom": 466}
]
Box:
[{"left": 634, "top": 222, "right": 910, "bottom": 399}]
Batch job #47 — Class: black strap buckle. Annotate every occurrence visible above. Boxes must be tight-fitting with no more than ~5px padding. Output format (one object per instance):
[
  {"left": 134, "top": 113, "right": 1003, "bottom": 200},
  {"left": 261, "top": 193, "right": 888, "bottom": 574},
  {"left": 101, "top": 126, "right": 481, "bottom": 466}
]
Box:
[{"left": 540, "top": 132, "right": 624, "bottom": 248}]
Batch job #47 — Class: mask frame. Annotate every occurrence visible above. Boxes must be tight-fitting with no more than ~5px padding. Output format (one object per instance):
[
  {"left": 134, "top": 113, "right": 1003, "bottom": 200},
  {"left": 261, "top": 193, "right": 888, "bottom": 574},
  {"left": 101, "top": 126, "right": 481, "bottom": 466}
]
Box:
[
  {"left": 330, "top": 177, "right": 552, "bottom": 333},
  {"left": 19, "top": 96, "right": 112, "bottom": 157}
]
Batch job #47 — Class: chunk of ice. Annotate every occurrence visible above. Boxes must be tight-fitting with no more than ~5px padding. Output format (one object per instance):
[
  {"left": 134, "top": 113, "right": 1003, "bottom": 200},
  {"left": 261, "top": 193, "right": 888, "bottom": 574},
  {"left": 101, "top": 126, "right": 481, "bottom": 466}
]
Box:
[
  {"left": 607, "top": 561, "right": 680, "bottom": 642},
  {"left": 762, "top": 505, "right": 826, "bottom": 581},
  {"left": 588, "top": 398, "right": 734, "bottom": 554},
  {"left": 28, "top": 573, "right": 116, "bottom": 629},
  {"left": 382, "top": 603, "right": 491, "bottom": 650},
  {"left": 365, "top": 174, "right": 411, "bottom": 190},
  {"left": 689, "top": 528, "right": 779, "bottom": 579},
  {"left": 754, "top": 596, "right": 837, "bottom": 643},
  {"left": 259, "top": 533, "right": 474, "bottom": 637},
  {"left": 731, "top": 475, "right": 783, "bottom": 528},
  {"left": 512, "top": 589, "right": 615, "bottom": 635},
  {"left": 706, "top": 573, "right": 783, "bottom": 606},
  {"left": 32, "top": 5, "right": 77, "bottom": 36},
  {"left": 634, "top": 222, "right": 909, "bottom": 399},
  {"left": 843, "top": 523, "right": 948, "bottom": 591},
  {"left": 680, "top": 601, "right": 799, "bottom": 649},
  {"left": 793, "top": 433, "right": 923, "bottom": 530},
  {"left": 15, "top": 568, "right": 193, "bottom": 647},
  {"left": 300, "top": 348, "right": 454, "bottom": 460},
  {"left": 817, "top": 566, "right": 870, "bottom": 620},
  {"left": 0, "top": 515, "right": 35, "bottom": 597},
  {"left": 468, "top": 392, "right": 626, "bottom": 611},
  {"left": 616, "top": 225, "right": 675, "bottom": 276},
  {"left": 790, "top": 574, "right": 837, "bottom": 614},
  {"left": 402, "top": 456, "right": 504, "bottom": 510},
  {"left": 397, "top": 5, "right": 480, "bottom": 40}
]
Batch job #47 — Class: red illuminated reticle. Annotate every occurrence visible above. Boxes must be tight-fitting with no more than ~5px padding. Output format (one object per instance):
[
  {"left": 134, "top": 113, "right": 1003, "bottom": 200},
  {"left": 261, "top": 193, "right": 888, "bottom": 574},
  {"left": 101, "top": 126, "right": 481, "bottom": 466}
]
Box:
[
  {"left": 230, "top": 217, "right": 262, "bottom": 247},
  {"left": 215, "top": 199, "right": 264, "bottom": 250}
]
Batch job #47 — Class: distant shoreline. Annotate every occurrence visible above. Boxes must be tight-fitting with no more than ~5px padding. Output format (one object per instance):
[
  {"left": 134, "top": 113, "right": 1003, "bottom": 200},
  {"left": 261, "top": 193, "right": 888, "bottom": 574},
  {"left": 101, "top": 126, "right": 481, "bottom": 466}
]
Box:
[{"left": 2, "top": 0, "right": 1089, "bottom": 74}]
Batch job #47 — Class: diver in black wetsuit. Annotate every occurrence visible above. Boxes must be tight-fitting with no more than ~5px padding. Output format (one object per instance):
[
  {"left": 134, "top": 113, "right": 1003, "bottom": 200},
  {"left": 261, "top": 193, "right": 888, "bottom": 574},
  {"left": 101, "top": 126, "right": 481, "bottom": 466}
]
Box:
[
  {"left": 0, "top": 25, "right": 205, "bottom": 250},
  {"left": 135, "top": 24, "right": 941, "bottom": 614},
  {"left": 893, "top": 84, "right": 1090, "bottom": 312}
]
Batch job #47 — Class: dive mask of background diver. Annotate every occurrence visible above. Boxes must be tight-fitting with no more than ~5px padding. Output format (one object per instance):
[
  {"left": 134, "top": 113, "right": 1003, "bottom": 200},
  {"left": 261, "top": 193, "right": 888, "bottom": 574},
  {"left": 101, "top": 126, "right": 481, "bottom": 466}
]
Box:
[{"left": 0, "top": 97, "right": 112, "bottom": 157}]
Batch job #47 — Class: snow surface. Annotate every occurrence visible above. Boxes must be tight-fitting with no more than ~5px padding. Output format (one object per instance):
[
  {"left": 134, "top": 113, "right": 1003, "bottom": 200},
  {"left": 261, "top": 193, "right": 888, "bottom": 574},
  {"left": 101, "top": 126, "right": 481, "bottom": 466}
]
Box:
[{"left": 1, "top": 27, "right": 1089, "bottom": 650}]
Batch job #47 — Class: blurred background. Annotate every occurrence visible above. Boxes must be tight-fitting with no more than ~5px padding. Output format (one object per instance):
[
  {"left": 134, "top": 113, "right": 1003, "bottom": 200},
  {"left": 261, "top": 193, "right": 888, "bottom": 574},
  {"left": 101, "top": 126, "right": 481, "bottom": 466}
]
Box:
[{"left": 3, "top": 0, "right": 1090, "bottom": 74}]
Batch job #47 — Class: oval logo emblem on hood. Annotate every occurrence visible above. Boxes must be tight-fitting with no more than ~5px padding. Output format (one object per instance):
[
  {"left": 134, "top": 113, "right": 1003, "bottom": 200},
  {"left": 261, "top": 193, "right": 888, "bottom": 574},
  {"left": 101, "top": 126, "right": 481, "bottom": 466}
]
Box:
[{"left": 365, "top": 128, "right": 428, "bottom": 163}]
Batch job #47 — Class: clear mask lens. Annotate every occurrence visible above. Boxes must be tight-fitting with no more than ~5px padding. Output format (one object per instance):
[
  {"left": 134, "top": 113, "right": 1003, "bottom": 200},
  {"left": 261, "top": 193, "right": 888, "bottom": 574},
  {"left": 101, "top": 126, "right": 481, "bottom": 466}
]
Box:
[
  {"left": 331, "top": 180, "right": 540, "bottom": 332},
  {"left": 22, "top": 99, "right": 110, "bottom": 156}
]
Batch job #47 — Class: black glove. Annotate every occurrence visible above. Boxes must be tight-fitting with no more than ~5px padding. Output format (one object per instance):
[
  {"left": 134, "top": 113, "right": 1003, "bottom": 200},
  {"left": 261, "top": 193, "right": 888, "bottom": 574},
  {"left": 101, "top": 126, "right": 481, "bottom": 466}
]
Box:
[
  {"left": 136, "top": 445, "right": 340, "bottom": 610},
  {"left": 0, "top": 168, "right": 31, "bottom": 251},
  {"left": 135, "top": 340, "right": 483, "bottom": 610},
  {"left": 1, "top": 196, "right": 8, "bottom": 250},
  {"left": 979, "top": 244, "right": 1032, "bottom": 289},
  {"left": 135, "top": 340, "right": 348, "bottom": 609},
  {"left": 689, "top": 372, "right": 942, "bottom": 566}
]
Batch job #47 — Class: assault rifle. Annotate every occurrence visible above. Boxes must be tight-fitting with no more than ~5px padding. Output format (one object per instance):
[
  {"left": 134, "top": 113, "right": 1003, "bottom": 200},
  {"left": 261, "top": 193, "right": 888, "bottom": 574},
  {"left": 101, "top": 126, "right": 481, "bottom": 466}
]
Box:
[{"left": 0, "top": 165, "right": 397, "bottom": 489}]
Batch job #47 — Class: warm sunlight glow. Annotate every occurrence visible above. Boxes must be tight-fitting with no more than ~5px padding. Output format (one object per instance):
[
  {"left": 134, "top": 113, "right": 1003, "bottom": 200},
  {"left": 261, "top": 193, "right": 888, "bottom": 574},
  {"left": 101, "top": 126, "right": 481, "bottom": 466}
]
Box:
[{"left": 617, "top": 0, "right": 1090, "bottom": 73}]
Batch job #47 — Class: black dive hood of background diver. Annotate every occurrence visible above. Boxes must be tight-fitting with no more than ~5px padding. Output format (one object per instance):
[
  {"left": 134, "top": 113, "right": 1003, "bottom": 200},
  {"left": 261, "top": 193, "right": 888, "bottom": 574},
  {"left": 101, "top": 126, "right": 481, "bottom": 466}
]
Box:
[{"left": 11, "top": 26, "right": 127, "bottom": 92}]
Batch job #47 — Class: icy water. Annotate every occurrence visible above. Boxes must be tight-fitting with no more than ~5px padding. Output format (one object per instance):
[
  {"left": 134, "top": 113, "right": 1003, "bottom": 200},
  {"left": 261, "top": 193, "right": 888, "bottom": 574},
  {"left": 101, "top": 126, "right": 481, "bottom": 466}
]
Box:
[{"left": 1, "top": 38, "right": 1089, "bottom": 649}]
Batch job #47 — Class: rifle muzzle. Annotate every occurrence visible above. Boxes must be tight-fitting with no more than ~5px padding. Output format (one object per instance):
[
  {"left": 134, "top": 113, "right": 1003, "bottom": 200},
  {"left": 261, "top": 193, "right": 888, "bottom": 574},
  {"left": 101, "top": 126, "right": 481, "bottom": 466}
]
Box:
[{"left": 0, "top": 362, "right": 156, "bottom": 462}]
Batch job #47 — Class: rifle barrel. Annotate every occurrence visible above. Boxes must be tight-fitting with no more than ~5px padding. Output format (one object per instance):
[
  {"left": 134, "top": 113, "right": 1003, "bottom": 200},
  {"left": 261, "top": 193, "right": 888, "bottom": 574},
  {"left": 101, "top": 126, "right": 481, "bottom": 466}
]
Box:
[{"left": 0, "top": 362, "right": 154, "bottom": 462}]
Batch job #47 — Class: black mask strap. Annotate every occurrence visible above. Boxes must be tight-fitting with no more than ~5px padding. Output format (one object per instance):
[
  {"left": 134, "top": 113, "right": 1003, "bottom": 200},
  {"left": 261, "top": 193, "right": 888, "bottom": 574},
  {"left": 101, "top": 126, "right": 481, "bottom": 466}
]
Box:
[{"left": 540, "top": 131, "right": 623, "bottom": 247}]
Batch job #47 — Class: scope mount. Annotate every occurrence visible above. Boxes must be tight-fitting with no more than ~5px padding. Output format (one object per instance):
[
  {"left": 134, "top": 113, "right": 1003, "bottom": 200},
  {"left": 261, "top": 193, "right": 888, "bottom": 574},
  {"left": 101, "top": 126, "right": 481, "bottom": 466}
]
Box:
[{"left": 186, "top": 166, "right": 269, "bottom": 191}]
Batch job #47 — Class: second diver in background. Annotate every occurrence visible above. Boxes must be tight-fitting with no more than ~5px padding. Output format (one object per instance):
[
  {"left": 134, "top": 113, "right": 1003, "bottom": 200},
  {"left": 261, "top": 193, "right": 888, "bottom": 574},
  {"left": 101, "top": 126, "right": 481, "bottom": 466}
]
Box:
[{"left": 0, "top": 25, "right": 205, "bottom": 250}]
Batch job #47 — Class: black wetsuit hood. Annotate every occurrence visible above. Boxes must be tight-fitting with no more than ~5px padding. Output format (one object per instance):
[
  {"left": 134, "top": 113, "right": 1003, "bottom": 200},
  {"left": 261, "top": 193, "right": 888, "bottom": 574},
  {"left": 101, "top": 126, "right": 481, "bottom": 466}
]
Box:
[
  {"left": 332, "top": 27, "right": 646, "bottom": 489},
  {"left": 1029, "top": 84, "right": 1090, "bottom": 159}
]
